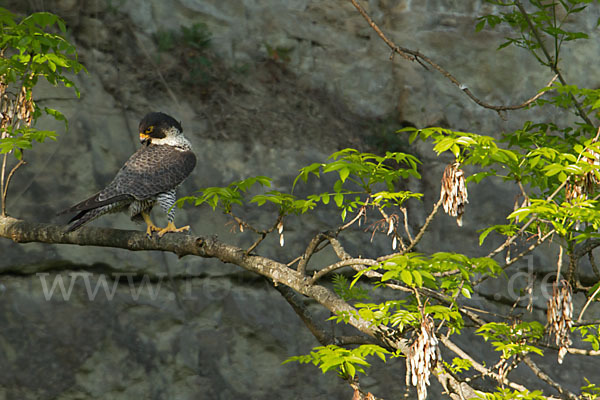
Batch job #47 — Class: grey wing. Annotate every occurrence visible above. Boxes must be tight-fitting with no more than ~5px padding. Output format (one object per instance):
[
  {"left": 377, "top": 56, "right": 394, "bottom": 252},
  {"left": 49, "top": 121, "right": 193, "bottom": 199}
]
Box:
[
  {"left": 61, "top": 145, "right": 196, "bottom": 215},
  {"left": 113, "top": 145, "right": 197, "bottom": 200}
]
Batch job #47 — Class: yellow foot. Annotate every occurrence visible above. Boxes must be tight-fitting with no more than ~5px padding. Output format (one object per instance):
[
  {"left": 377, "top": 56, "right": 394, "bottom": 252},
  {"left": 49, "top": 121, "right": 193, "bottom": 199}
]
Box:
[
  {"left": 142, "top": 212, "right": 161, "bottom": 238},
  {"left": 156, "top": 222, "right": 190, "bottom": 238},
  {"left": 145, "top": 223, "right": 161, "bottom": 237}
]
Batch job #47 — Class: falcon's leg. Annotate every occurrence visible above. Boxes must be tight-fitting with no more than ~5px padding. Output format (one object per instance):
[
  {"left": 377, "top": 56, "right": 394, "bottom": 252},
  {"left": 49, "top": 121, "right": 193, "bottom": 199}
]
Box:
[
  {"left": 141, "top": 211, "right": 161, "bottom": 237},
  {"left": 155, "top": 190, "right": 190, "bottom": 237}
]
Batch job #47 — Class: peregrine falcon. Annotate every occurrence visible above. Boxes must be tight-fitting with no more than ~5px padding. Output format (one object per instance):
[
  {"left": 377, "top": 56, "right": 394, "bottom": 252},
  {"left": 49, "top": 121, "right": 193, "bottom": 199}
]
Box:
[{"left": 61, "top": 112, "right": 196, "bottom": 237}]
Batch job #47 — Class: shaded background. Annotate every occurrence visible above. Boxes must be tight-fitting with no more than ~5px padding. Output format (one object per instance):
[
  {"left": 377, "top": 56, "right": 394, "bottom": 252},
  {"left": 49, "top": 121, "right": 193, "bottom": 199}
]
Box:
[{"left": 1, "top": 0, "right": 599, "bottom": 398}]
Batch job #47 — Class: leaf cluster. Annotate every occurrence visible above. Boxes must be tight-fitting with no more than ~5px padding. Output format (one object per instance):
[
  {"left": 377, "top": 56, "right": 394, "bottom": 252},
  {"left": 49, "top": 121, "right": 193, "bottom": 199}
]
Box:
[
  {"left": 0, "top": 8, "right": 83, "bottom": 160},
  {"left": 179, "top": 149, "right": 423, "bottom": 221},
  {"left": 476, "top": 0, "right": 596, "bottom": 67},
  {"left": 283, "top": 344, "right": 391, "bottom": 379},
  {"left": 476, "top": 321, "right": 545, "bottom": 359},
  {"left": 0, "top": 8, "right": 84, "bottom": 94}
]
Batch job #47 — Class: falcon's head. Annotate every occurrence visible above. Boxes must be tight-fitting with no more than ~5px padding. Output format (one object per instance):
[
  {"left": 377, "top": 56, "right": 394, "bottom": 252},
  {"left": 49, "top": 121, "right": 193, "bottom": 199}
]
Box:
[{"left": 138, "top": 112, "right": 185, "bottom": 146}]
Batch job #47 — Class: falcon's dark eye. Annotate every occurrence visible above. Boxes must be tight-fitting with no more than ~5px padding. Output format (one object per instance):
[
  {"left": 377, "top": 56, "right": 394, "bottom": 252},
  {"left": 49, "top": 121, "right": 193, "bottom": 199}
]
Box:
[{"left": 145, "top": 126, "right": 154, "bottom": 134}]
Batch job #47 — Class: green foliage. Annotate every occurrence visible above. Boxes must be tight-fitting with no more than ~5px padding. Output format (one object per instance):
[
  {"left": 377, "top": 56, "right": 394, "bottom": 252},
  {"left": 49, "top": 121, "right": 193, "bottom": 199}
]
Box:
[
  {"left": 180, "top": 23, "right": 212, "bottom": 50},
  {"left": 444, "top": 357, "right": 473, "bottom": 374},
  {"left": 155, "top": 22, "right": 211, "bottom": 52},
  {"left": 476, "top": 0, "right": 596, "bottom": 67},
  {"left": 294, "top": 148, "right": 422, "bottom": 220},
  {"left": 353, "top": 252, "right": 501, "bottom": 300},
  {"left": 0, "top": 126, "right": 57, "bottom": 160},
  {"left": 295, "top": 148, "right": 421, "bottom": 190},
  {"left": 180, "top": 148, "right": 423, "bottom": 221},
  {"left": 582, "top": 378, "right": 600, "bottom": 400},
  {"left": 575, "top": 325, "right": 600, "bottom": 351},
  {"left": 176, "top": 176, "right": 272, "bottom": 213},
  {"left": 154, "top": 22, "right": 213, "bottom": 84},
  {"left": 283, "top": 344, "right": 390, "bottom": 379},
  {"left": 476, "top": 321, "right": 545, "bottom": 359},
  {"left": 403, "top": 127, "right": 518, "bottom": 166},
  {"left": 508, "top": 198, "right": 600, "bottom": 240},
  {"left": 475, "top": 387, "right": 546, "bottom": 400},
  {"left": 0, "top": 9, "right": 84, "bottom": 90},
  {"left": 165, "top": 3, "right": 600, "bottom": 397},
  {"left": 0, "top": 8, "right": 84, "bottom": 159},
  {"left": 332, "top": 274, "right": 369, "bottom": 302}
]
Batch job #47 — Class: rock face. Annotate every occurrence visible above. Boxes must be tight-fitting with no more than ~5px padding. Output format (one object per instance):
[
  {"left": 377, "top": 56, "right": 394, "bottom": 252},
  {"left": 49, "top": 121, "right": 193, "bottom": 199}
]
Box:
[{"left": 1, "top": 0, "right": 600, "bottom": 399}]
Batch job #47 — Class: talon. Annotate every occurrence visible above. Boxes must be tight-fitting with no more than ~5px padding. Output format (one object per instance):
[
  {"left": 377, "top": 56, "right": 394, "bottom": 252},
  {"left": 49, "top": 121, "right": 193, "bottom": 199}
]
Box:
[
  {"left": 157, "top": 222, "right": 190, "bottom": 238},
  {"left": 142, "top": 212, "right": 161, "bottom": 238}
]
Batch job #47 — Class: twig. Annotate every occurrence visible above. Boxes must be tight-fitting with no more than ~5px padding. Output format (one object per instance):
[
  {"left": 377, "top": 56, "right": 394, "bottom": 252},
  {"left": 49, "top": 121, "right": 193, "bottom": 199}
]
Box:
[
  {"left": 522, "top": 356, "right": 578, "bottom": 400},
  {"left": 566, "top": 347, "right": 600, "bottom": 356},
  {"left": 514, "top": 0, "right": 594, "bottom": 127},
  {"left": 298, "top": 232, "right": 328, "bottom": 275},
  {"left": 378, "top": 197, "right": 443, "bottom": 262},
  {"left": 439, "top": 336, "right": 528, "bottom": 392},
  {"left": 310, "top": 258, "right": 379, "bottom": 284},
  {"left": 350, "top": 0, "right": 559, "bottom": 113},
  {"left": 2, "top": 158, "right": 25, "bottom": 214},
  {"left": 400, "top": 207, "right": 413, "bottom": 242},
  {"left": 556, "top": 244, "right": 564, "bottom": 284},
  {"left": 0, "top": 153, "right": 7, "bottom": 217},
  {"left": 577, "top": 284, "right": 600, "bottom": 322},
  {"left": 246, "top": 233, "right": 266, "bottom": 254},
  {"left": 486, "top": 218, "right": 537, "bottom": 260},
  {"left": 572, "top": 319, "right": 600, "bottom": 327},
  {"left": 539, "top": 341, "right": 600, "bottom": 357},
  {"left": 486, "top": 130, "right": 598, "bottom": 263},
  {"left": 245, "top": 214, "right": 283, "bottom": 254},
  {"left": 474, "top": 228, "right": 554, "bottom": 286},
  {"left": 336, "top": 202, "right": 368, "bottom": 235}
]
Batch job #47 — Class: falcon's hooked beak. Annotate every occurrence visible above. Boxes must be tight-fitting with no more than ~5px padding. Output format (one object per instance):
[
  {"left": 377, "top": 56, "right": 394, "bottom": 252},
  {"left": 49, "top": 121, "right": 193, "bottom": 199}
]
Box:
[{"left": 139, "top": 132, "right": 151, "bottom": 145}]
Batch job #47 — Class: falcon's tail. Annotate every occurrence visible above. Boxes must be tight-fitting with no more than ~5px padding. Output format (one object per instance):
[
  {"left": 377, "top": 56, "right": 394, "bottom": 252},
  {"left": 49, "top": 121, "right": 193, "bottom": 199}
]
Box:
[
  {"left": 59, "top": 193, "right": 131, "bottom": 232},
  {"left": 64, "top": 208, "right": 105, "bottom": 232}
]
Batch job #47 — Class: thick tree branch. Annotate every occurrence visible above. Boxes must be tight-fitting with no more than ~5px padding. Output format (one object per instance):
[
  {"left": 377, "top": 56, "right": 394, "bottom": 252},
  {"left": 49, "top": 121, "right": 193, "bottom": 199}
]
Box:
[
  {"left": 274, "top": 285, "right": 375, "bottom": 346},
  {"left": 310, "top": 258, "right": 379, "bottom": 284},
  {"left": 0, "top": 215, "right": 395, "bottom": 341},
  {"left": 0, "top": 215, "right": 490, "bottom": 398}
]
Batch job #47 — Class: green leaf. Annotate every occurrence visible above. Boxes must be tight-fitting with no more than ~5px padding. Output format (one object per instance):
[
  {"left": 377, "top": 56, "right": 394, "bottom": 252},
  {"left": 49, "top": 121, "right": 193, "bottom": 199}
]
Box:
[
  {"left": 400, "top": 270, "right": 413, "bottom": 286},
  {"left": 334, "top": 192, "right": 343, "bottom": 207},
  {"left": 461, "top": 287, "right": 472, "bottom": 299},
  {"left": 339, "top": 167, "right": 350, "bottom": 183},
  {"left": 412, "top": 270, "right": 423, "bottom": 287}
]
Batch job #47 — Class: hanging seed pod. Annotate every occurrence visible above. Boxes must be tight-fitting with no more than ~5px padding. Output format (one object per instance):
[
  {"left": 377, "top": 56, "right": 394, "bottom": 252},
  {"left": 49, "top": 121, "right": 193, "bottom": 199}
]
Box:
[
  {"left": 277, "top": 220, "right": 284, "bottom": 246},
  {"left": 406, "top": 315, "right": 438, "bottom": 400},
  {"left": 565, "top": 180, "right": 585, "bottom": 202},
  {"left": 440, "top": 162, "right": 468, "bottom": 226},
  {"left": 583, "top": 143, "right": 600, "bottom": 195},
  {"left": 16, "top": 86, "right": 34, "bottom": 127},
  {"left": 547, "top": 279, "right": 573, "bottom": 364}
]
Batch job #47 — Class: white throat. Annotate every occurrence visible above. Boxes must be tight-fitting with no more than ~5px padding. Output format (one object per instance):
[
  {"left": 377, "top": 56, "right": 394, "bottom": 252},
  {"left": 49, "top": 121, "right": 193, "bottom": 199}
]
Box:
[{"left": 149, "top": 127, "right": 192, "bottom": 149}]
